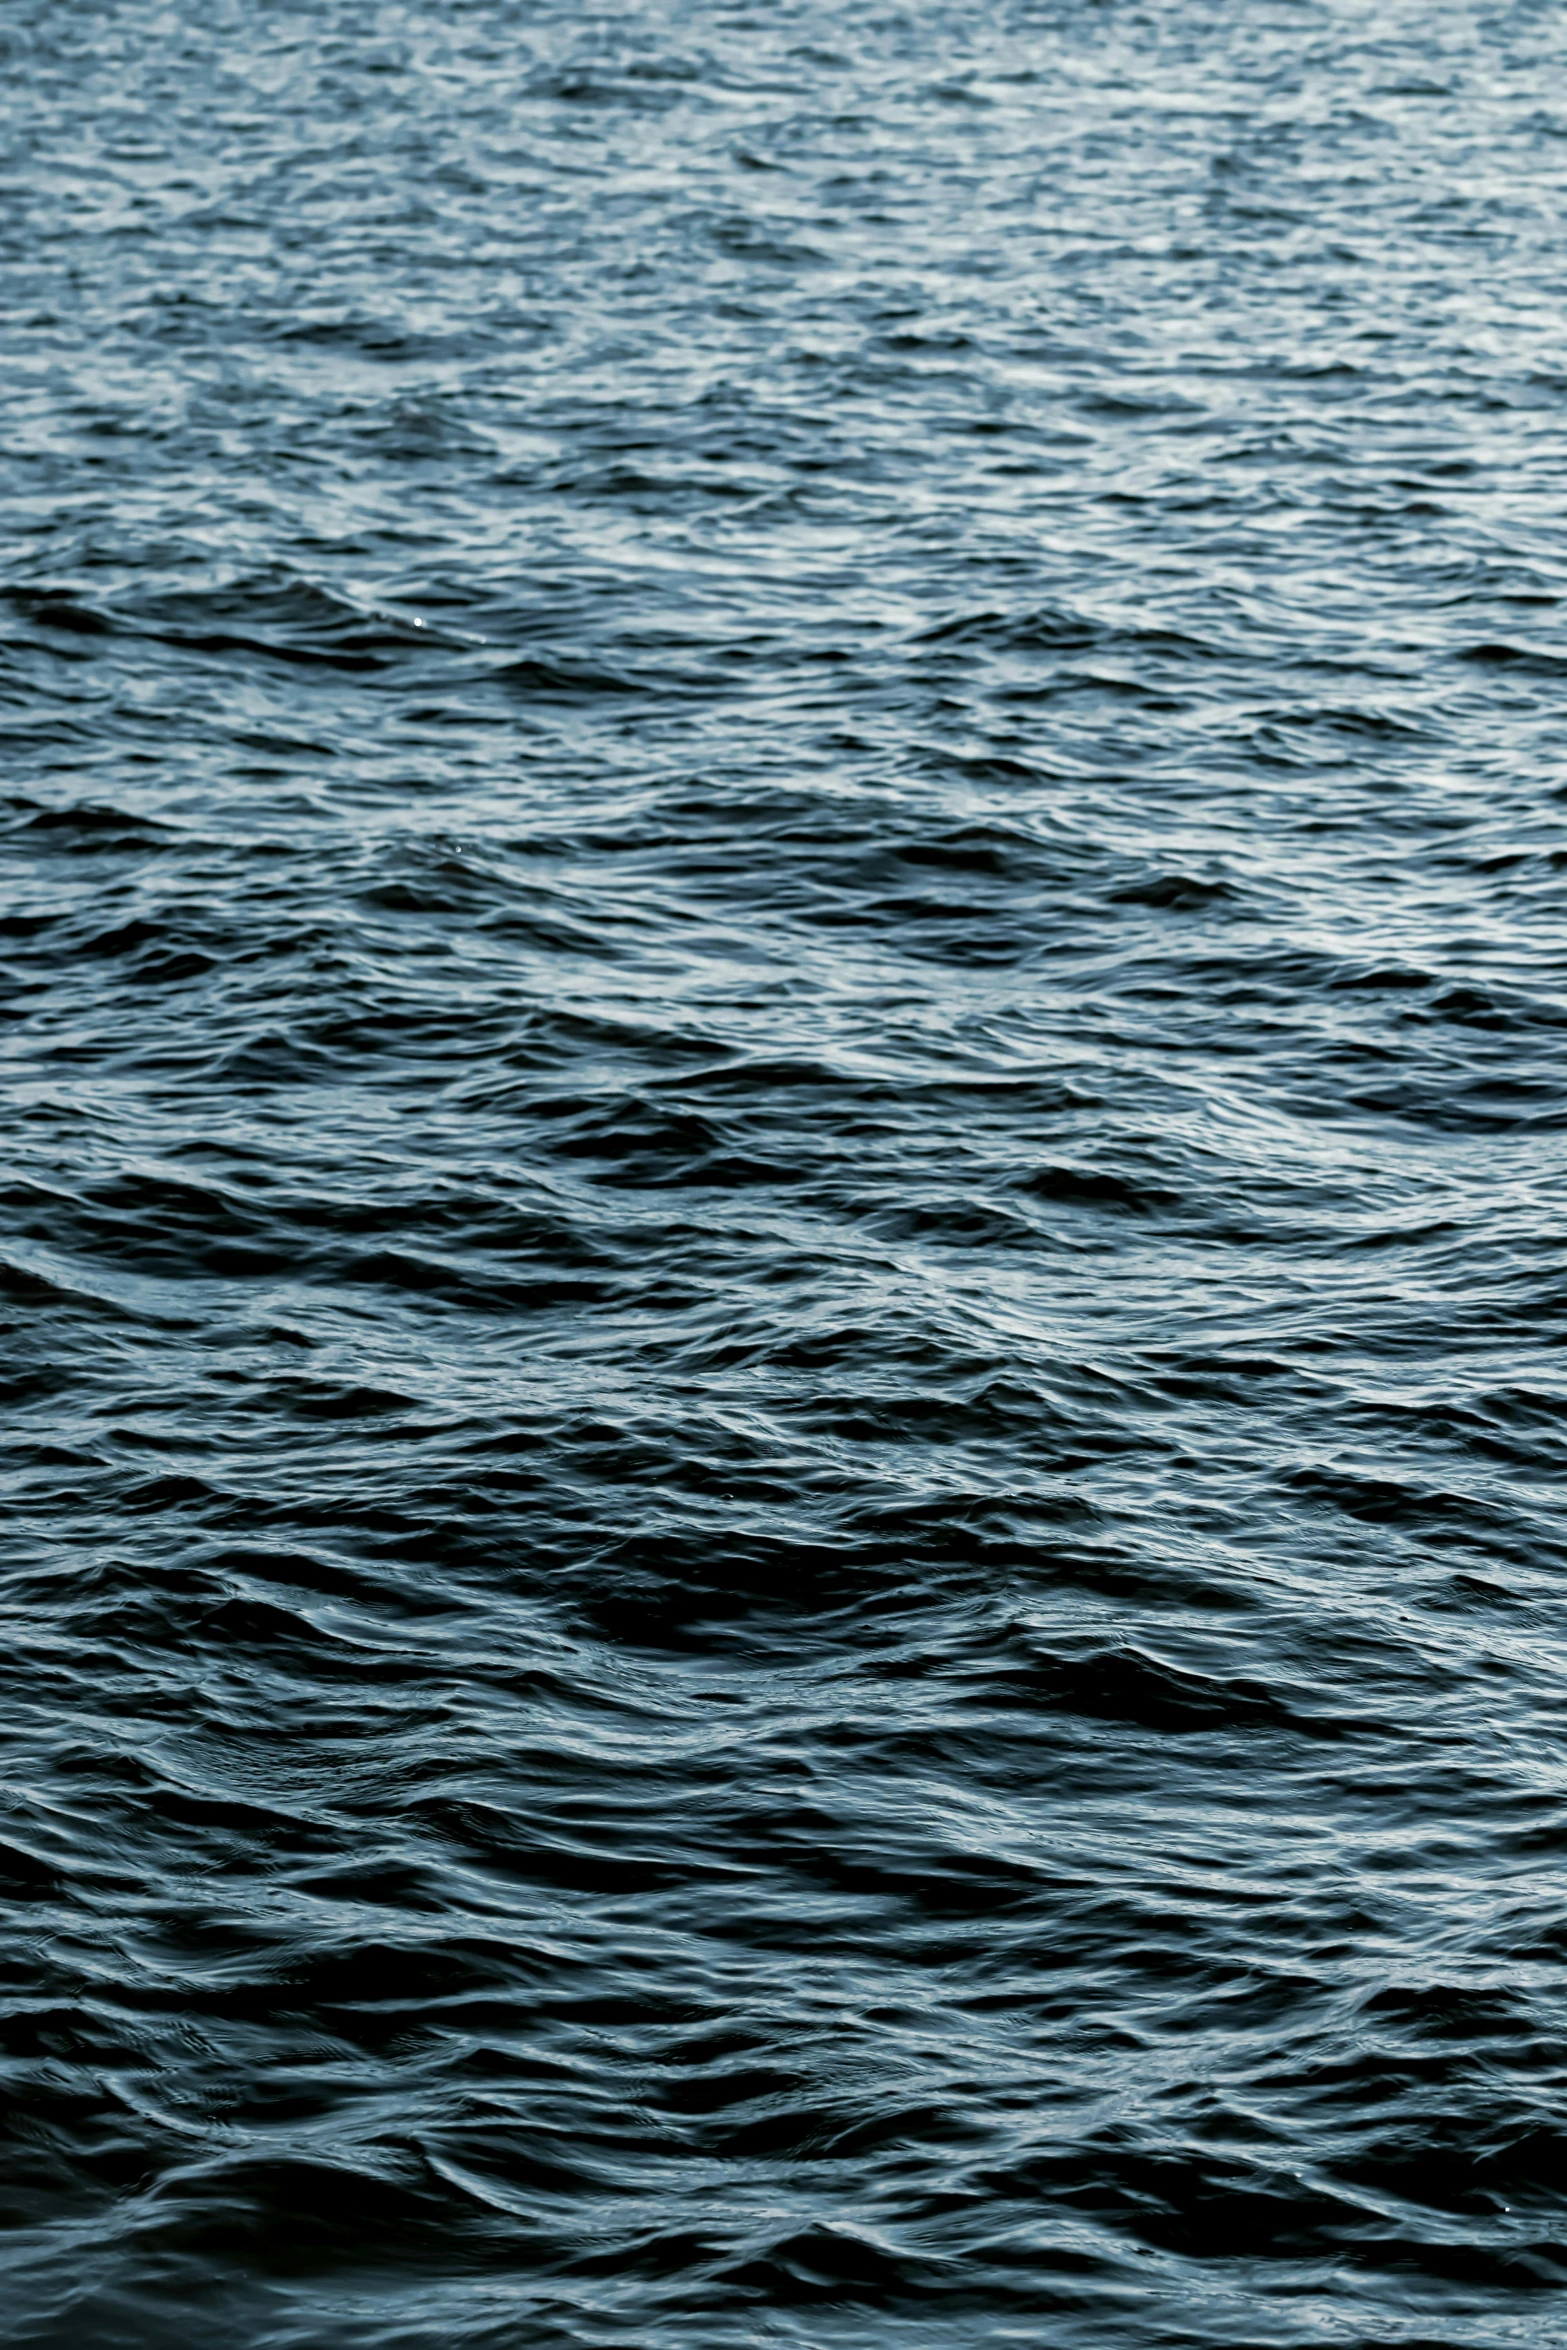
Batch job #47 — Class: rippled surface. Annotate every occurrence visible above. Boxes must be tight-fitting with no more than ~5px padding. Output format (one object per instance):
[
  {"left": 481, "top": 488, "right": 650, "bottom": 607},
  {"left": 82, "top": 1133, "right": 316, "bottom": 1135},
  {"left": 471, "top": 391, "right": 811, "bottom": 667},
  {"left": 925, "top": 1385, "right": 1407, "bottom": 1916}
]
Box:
[{"left": 5, "top": 2, "right": 1567, "bottom": 2341}]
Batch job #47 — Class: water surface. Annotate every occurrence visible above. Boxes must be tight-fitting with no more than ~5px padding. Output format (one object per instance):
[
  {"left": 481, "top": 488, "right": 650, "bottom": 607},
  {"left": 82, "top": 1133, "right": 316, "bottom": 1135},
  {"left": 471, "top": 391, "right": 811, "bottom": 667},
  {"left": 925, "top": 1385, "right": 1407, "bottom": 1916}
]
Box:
[{"left": 4, "top": 2, "right": 1567, "bottom": 2342}]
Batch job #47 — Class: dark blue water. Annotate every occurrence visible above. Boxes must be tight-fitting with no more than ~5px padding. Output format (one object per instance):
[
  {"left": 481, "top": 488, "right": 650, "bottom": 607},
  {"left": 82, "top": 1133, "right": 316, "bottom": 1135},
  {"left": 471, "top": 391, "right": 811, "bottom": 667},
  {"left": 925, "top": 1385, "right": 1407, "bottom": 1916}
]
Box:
[{"left": 5, "top": 3, "right": 1567, "bottom": 2342}]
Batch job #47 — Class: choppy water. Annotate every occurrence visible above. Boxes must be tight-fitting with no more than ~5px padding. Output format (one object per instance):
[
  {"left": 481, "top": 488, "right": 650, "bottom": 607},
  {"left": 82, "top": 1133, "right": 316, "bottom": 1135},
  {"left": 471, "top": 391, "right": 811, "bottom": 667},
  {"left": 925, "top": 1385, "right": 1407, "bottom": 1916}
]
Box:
[{"left": 5, "top": 1, "right": 1567, "bottom": 2341}]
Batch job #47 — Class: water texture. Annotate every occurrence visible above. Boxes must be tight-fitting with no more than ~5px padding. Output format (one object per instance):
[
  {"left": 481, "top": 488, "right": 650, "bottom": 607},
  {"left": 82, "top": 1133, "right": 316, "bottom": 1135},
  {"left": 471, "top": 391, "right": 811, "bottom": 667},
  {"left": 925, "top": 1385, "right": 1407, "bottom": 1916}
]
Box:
[{"left": 3, "top": 1, "right": 1567, "bottom": 2341}]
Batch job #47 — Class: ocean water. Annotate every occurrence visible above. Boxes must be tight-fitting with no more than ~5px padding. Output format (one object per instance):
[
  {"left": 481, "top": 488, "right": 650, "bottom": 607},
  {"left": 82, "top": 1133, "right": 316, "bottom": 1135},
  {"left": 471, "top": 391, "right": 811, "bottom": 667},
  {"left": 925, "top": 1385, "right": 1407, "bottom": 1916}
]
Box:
[{"left": 4, "top": 1, "right": 1567, "bottom": 2342}]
